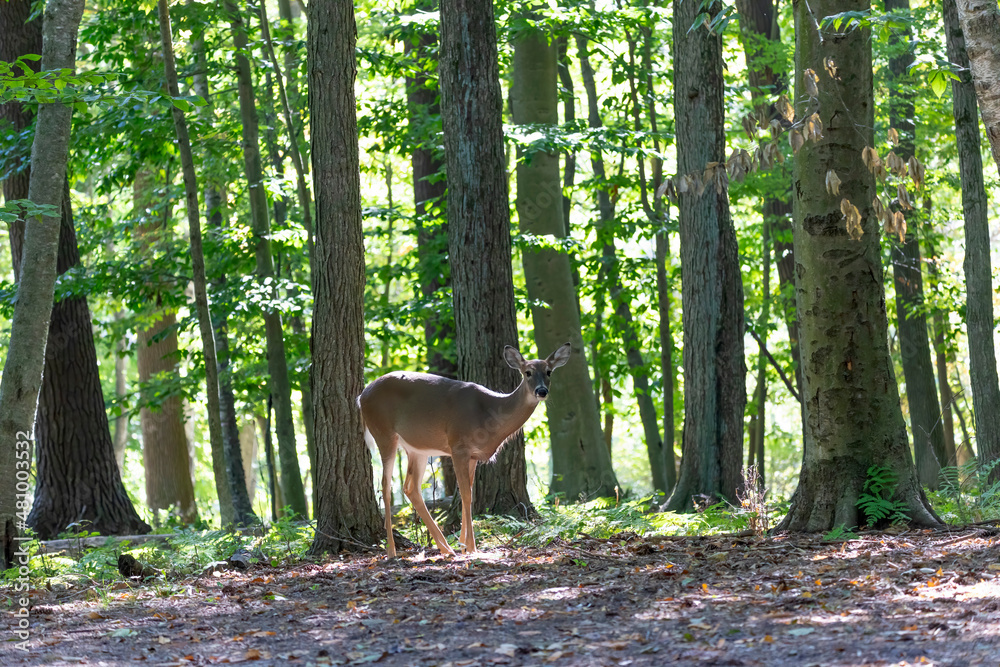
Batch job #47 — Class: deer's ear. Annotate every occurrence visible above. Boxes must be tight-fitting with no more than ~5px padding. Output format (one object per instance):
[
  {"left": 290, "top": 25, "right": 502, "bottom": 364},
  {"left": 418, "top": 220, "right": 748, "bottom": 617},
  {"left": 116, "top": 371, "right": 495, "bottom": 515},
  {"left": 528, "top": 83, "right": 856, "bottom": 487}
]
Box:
[
  {"left": 548, "top": 343, "right": 572, "bottom": 369},
  {"left": 504, "top": 345, "right": 525, "bottom": 369}
]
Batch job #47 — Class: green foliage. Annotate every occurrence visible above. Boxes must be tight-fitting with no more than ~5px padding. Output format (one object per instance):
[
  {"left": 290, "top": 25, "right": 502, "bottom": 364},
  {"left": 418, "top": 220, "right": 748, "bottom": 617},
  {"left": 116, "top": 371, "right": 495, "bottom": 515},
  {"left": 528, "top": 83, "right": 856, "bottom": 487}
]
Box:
[
  {"left": 822, "top": 524, "right": 858, "bottom": 541},
  {"left": 931, "top": 460, "right": 1000, "bottom": 523},
  {"left": 856, "top": 465, "right": 910, "bottom": 526}
]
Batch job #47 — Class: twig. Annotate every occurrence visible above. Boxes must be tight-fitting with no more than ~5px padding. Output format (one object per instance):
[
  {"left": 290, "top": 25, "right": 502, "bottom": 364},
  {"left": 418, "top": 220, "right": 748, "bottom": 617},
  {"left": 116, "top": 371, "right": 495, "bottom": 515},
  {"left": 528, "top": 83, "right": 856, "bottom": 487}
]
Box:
[{"left": 749, "top": 328, "right": 801, "bottom": 403}]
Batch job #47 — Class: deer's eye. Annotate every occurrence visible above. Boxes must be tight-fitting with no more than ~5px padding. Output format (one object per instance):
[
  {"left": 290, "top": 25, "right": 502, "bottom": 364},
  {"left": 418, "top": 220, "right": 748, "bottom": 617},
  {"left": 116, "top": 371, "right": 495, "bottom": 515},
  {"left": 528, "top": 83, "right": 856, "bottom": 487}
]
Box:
[
  {"left": 525, "top": 371, "right": 532, "bottom": 377},
  {"left": 547, "top": 370, "right": 552, "bottom": 376}
]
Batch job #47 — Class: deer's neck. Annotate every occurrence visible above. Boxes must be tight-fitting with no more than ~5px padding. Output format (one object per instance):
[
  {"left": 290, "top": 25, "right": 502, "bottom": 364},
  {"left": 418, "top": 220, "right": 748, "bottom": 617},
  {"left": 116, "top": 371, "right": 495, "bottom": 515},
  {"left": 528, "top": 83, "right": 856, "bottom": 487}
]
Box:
[{"left": 482, "top": 381, "right": 539, "bottom": 450}]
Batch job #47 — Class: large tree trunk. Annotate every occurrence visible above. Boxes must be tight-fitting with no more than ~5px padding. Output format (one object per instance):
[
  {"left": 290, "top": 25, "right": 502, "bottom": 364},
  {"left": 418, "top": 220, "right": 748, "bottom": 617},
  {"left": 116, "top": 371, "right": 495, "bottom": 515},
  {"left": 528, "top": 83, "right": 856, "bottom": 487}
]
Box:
[
  {"left": 886, "top": 0, "right": 946, "bottom": 488},
  {"left": 27, "top": 187, "right": 153, "bottom": 539},
  {"left": 954, "top": 0, "right": 1000, "bottom": 175},
  {"left": 946, "top": 0, "right": 1000, "bottom": 482},
  {"left": 0, "top": 0, "right": 89, "bottom": 567},
  {"left": 511, "top": 10, "right": 618, "bottom": 501},
  {"left": 777, "top": 0, "right": 939, "bottom": 530},
  {"left": 136, "top": 309, "right": 199, "bottom": 523},
  {"left": 665, "top": 0, "right": 746, "bottom": 511},
  {"left": 440, "top": 0, "right": 535, "bottom": 518},
  {"left": 308, "top": 0, "right": 384, "bottom": 554},
  {"left": 227, "top": 1, "right": 308, "bottom": 518}
]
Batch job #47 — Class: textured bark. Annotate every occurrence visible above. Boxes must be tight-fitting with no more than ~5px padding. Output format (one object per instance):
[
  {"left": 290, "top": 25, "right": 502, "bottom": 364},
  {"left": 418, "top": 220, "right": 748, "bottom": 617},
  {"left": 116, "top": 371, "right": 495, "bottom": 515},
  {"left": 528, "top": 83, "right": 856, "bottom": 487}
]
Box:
[
  {"left": 954, "top": 0, "right": 1000, "bottom": 174},
  {"left": 228, "top": 1, "right": 308, "bottom": 518},
  {"left": 24, "top": 187, "right": 152, "bottom": 539},
  {"left": 777, "top": 0, "right": 939, "bottom": 530},
  {"left": 440, "top": 0, "right": 534, "bottom": 518},
  {"left": 308, "top": 0, "right": 384, "bottom": 553},
  {"left": 885, "top": 0, "right": 946, "bottom": 489},
  {"left": 576, "top": 34, "right": 666, "bottom": 493},
  {"left": 159, "top": 0, "right": 251, "bottom": 529},
  {"left": 665, "top": 1, "right": 746, "bottom": 511},
  {"left": 511, "top": 14, "right": 619, "bottom": 501},
  {"left": 0, "top": 0, "right": 91, "bottom": 563},
  {"left": 945, "top": 0, "right": 1000, "bottom": 481}
]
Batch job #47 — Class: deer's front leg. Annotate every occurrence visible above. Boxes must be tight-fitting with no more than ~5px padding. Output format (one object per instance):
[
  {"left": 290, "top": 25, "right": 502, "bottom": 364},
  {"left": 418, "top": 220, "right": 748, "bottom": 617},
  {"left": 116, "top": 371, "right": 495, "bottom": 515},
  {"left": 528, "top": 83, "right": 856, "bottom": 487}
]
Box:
[
  {"left": 452, "top": 453, "right": 477, "bottom": 554},
  {"left": 460, "top": 457, "right": 477, "bottom": 553}
]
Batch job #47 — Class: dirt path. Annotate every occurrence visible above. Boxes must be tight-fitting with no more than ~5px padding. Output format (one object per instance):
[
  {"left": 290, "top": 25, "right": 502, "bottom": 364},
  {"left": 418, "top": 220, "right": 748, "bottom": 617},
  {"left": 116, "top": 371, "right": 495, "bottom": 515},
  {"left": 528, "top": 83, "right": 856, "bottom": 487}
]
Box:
[{"left": 3, "top": 531, "right": 999, "bottom": 666}]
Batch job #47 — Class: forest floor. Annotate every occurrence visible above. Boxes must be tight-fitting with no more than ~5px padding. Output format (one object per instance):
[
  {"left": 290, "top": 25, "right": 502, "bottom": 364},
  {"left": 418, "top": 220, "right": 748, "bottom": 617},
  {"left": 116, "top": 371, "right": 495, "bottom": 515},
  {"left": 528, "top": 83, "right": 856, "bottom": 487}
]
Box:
[{"left": 2, "top": 529, "right": 1000, "bottom": 666}]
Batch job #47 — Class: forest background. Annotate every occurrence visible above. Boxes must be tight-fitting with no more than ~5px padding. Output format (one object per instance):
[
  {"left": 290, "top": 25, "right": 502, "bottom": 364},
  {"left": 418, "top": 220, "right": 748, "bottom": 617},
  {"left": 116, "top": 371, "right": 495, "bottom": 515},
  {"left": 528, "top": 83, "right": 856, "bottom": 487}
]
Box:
[{"left": 2, "top": 0, "right": 1000, "bottom": 550}]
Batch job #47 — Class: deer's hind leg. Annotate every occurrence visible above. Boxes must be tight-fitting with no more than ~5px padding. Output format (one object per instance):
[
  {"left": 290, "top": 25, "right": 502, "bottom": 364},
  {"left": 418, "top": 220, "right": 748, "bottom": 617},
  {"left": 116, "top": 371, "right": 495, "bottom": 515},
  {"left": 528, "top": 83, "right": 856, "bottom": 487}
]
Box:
[
  {"left": 370, "top": 429, "right": 399, "bottom": 558},
  {"left": 402, "top": 450, "right": 455, "bottom": 555}
]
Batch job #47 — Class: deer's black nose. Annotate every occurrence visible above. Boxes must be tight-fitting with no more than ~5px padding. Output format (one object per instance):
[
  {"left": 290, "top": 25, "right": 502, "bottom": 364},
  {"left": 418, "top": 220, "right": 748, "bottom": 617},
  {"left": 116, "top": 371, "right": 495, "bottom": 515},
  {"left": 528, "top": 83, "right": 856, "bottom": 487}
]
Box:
[{"left": 535, "top": 386, "right": 548, "bottom": 398}]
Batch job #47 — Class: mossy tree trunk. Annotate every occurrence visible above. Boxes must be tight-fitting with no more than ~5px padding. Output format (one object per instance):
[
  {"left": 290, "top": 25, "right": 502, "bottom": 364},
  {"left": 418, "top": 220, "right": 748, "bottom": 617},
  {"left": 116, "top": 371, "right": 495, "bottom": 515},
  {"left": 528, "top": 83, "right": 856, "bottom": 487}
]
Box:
[{"left": 777, "top": 0, "right": 939, "bottom": 530}]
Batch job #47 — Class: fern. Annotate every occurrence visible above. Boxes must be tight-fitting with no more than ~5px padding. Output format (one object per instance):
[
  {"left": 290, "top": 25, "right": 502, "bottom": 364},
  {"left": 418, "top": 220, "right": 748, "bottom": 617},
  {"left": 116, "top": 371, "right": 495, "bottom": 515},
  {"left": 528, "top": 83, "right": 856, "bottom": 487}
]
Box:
[{"left": 856, "top": 465, "right": 909, "bottom": 526}]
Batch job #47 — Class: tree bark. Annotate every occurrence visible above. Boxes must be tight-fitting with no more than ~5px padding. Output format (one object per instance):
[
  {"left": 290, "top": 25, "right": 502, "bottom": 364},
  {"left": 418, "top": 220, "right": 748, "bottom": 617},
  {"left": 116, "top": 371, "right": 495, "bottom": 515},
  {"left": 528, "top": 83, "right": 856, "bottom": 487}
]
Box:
[
  {"left": 308, "top": 0, "right": 384, "bottom": 553},
  {"left": 440, "top": 0, "right": 535, "bottom": 518},
  {"left": 777, "top": 0, "right": 939, "bottom": 530},
  {"left": 0, "top": 0, "right": 88, "bottom": 566},
  {"left": 665, "top": 0, "right": 746, "bottom": 511},
  {"left": 511, "top": 9, "right": 619, "bottom": 501},
  {"left": 946, "top": 0, "right": 1000, "bottom": 482},
  {"left": 954, "top": 0, "right": 1000, "bottom": 174},
  {"left": 227, "top": 1, "right": 308, "bottom": 518}
]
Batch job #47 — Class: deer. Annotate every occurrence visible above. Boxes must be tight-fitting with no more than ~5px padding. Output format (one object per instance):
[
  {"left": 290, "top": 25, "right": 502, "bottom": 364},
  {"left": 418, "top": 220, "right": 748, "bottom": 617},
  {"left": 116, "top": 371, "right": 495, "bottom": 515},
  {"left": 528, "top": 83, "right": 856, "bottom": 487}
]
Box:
[{"left": 360, "top": 343, "right": 572, "bottom": 558}]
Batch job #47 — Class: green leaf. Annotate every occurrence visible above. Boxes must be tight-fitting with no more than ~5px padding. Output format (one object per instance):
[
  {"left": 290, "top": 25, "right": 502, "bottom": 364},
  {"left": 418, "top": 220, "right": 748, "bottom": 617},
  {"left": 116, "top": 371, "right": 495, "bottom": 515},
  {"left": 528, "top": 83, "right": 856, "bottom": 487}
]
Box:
[
  {"left": 930, "top": 71, "right": 948, "bottom": 98},
  {"left": 171, "top": 98, "right": 192, "bottom": 112}
]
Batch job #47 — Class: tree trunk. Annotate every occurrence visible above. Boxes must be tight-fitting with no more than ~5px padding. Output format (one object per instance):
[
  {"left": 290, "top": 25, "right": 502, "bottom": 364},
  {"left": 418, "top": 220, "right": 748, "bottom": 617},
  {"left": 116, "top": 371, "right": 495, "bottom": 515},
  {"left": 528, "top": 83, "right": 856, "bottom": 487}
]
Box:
[
  {"left": 159, "top": 0, "right": 255, "bottom": 528},
  {"left": 440, "top": 0, "right": 535, "bottom": 519},
  {"left": 576, "top": 33, "right": 667, "bottom": 493},
  {"left": 187, "top": 12, "right": 257, "bottom": 526},
  {"left": 133, "top": 172, "right": 199, "bottom": 525},
  {"left": 511, "top": 9, "right": 618, "bottom": 501},
  {"left": 777, "top": 0, "right": 939, "bottom": 530},
  {"left": 946, "top": 0, "right": 1000, "bottom": 482},
  {"left": 0, "top": 0, "right": 89, "bottom": 566},
  {"left": 954, "top": 0, "right": 1000, "bottom": 174},
  {"left": 227, "top": 1, "right": 308, "bottom": 518},
  {"left": 665, "top": 0, "right": 746, "bottom": 511},
  {"left": 136, "top": 309, "right": 198, "bottom": 523},
  {"left": 308, "top": 0, "right": 384, "bottom": 553}
]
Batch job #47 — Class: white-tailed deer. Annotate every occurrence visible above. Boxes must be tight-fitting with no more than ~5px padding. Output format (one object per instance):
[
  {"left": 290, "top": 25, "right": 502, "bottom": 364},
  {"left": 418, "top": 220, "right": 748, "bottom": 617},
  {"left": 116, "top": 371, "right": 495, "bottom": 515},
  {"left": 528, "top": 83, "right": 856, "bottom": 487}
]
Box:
[{"left": 360, "top": 343, "right": 572, "bottom": 557}]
